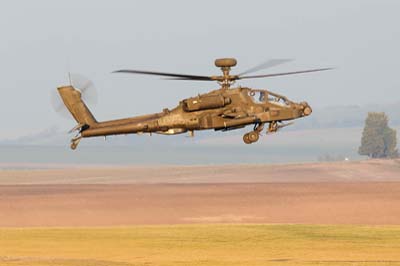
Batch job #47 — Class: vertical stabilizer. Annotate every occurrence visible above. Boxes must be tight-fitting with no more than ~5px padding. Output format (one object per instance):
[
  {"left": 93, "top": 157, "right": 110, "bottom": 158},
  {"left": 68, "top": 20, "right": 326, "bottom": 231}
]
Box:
[{"left": 57, "top": 86, "right": 97, "bottom": 127}]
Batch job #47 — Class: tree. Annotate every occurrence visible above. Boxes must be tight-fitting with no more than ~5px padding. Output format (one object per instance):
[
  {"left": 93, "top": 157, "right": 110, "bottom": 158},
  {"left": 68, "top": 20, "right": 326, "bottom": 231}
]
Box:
[{"left": 359, "top": 112, "right": 398, "bottom": 158}]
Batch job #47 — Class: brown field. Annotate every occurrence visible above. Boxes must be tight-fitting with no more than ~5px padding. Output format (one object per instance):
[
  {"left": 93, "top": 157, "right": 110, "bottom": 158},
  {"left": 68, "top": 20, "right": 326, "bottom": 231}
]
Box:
[
  {"left": 1, "top": 159, "right": 400, "bottom": 266},
  {"left": 1, "top": 159, "right": 400, "bottom": 185},
  {"left": 0, "top": 159, "right": 399, "bottom": 227},
  {"left": 1, "top": 182, "right": 400, "bottom": 226}
]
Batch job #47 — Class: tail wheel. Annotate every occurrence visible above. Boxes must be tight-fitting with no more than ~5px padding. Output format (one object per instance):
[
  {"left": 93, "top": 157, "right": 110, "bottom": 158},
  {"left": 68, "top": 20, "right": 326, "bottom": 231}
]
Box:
[
  {"left": 70, "top": 136, "right": 82, "bottom": 150},
  {"left": 248, "top": 131, "right": 259, "bottom": 143},
  {"left": 71, "top": 142, "right": 78, "bottom": 150},
  {"left": 243, "top": 133, "right": 252, "bottom": 144}
]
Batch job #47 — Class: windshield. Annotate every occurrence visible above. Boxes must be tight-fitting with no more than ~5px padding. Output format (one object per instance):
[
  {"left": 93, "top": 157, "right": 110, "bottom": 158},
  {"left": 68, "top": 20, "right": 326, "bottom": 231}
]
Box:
[
  {"left": 248, "top": 90, "right": 266, "bottom": 103},
  {"left": 248, "top": 89, "right": 291, "bottom": 106},
  {"left": 268, "top": 91, "right": 290, "bottom": 106}
]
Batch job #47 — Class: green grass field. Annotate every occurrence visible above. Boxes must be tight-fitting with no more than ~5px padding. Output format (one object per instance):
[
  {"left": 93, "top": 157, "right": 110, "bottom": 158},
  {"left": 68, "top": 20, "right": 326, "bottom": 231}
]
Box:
[{"left": 1, "top": 224, "right": 400, "bottom": 266}]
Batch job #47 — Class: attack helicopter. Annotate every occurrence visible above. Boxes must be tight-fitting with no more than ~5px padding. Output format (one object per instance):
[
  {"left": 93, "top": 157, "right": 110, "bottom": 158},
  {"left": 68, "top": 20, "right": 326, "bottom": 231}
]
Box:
[{"left": 55, "top": 58, "right": 331, "bottom": 149}]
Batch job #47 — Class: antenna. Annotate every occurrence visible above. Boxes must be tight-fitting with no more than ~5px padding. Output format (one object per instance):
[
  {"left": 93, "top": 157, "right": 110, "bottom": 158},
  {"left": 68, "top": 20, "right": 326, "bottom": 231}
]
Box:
[{"left": 68, "top": 72, "right": 72, "bottom": 86}]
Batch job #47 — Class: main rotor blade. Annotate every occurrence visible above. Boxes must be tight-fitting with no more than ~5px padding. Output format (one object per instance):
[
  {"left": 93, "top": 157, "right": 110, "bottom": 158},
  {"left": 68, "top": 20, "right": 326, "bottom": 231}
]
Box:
[
  {"left": 238, "top": 67, "right": 333, "bottom": 80},
  {"left": 238, "top": 59, "right": 293, "bottom": 76},
  {"left": 113, "top": 69, "right": 212, "bottom": 81}
]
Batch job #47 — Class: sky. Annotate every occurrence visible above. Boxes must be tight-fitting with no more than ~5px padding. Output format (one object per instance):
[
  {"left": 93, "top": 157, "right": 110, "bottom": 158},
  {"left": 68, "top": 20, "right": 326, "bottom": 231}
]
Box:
[{"left": 0, "top": 0, "right": 399, "bottom": 138}]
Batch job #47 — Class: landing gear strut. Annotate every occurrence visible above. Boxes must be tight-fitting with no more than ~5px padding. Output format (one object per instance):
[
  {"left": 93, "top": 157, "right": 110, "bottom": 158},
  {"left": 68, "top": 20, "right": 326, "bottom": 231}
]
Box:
[
  {"left": 70, "top": 136, "right": 82, "bottom": 150},
  {"left": 268, "top": 121, "right": 278, "bottom": 133},
  {"left": 243, "top": 123, "right": 264, "bottom": 144}
]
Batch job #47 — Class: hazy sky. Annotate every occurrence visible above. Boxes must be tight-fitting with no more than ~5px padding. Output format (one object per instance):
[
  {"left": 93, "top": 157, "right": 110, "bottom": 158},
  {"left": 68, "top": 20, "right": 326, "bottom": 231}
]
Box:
[{"left": 1, "top": 0, "right": 399, "bottom": 138}]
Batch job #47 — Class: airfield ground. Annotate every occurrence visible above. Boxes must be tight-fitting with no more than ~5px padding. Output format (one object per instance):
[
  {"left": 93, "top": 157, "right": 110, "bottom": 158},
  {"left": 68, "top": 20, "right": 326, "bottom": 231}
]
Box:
[{"left": 0, "top": 159, "right": 399, "bottom": 265}]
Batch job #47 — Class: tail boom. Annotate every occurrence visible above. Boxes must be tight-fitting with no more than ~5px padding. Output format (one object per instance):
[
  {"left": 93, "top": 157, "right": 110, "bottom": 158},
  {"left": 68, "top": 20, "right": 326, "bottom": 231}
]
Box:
[{"left": 57, "top": 86, "right": 166, "bottom": 148}]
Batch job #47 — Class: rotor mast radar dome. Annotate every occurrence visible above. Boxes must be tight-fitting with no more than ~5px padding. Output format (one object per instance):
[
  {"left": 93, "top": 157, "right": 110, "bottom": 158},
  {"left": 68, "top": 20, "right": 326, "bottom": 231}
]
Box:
[
  {"left": 214, "top": 58, "right": 238, "bottom": 89},
  {"left": 214, "top": 58, "right": 237, "bottom": 68}
]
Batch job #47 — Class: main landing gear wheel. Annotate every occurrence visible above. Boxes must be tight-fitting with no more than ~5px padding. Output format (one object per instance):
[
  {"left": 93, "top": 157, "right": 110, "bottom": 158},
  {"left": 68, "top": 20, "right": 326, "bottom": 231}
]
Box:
[
  {"left": 248, "top": 131, "right": 259, "bottom": 143},
  {"left": 243, "top": 133, "right": 251, "bottom": 144},
  {"left": 243, "top": 131, "right": 259, "bottom": 144}
]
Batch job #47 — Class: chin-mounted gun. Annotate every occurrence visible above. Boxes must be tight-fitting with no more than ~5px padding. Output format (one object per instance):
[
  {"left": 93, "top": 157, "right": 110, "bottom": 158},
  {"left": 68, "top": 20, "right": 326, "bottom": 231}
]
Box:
[{"left": 267, "top": 121, "right": 294, "bottom": 134}]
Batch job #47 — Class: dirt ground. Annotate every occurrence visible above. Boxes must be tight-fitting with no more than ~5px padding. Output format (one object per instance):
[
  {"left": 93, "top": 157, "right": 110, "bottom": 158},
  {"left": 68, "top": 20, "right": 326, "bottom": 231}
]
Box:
[
  {"left": 1, "top": 159, "right": 399, "bottom": 184},
  {"left": 0, "top": 159, "right": 399, "bottom": 227}
]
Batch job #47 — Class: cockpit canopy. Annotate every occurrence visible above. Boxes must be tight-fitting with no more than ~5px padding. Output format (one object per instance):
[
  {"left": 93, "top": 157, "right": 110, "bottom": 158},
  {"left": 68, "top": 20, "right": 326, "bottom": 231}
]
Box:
[{"left": 248, "top": 89, "right": 290, "bottom": 106}]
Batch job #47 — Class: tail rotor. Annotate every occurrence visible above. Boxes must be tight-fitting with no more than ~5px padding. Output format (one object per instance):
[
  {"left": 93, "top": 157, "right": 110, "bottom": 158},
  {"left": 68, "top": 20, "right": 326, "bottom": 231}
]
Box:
[
  {"left": 51, "top": 73, "right": 98, "bottom": 119},
  {"left": 51, "top": 74, "right": 99, "bottom": 150}
]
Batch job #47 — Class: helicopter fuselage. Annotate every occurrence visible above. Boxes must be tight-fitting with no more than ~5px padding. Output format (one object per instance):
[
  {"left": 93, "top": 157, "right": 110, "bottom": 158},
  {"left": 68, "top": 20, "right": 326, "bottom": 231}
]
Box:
[
  {"left": 56, "top": 57, "right": 324, "bottom": 149},
  {"left": 78, "top": 87, "right": 311, "bottom": 140}
]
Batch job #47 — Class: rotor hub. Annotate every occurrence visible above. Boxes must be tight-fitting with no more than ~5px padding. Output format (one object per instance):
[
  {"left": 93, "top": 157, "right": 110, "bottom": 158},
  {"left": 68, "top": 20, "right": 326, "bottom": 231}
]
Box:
[{"left": 214, "top": 58, "right": 238, "bottom": 89}]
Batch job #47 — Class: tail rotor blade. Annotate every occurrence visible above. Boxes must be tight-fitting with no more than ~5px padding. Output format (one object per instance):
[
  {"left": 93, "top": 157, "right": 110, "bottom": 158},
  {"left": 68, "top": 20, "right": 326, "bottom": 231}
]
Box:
[
  {"left": 69, "top": 73, "right": 98, "bottom": 105},
  {"left": 51, "top": 88, "right": 72, "bottom": 119}
]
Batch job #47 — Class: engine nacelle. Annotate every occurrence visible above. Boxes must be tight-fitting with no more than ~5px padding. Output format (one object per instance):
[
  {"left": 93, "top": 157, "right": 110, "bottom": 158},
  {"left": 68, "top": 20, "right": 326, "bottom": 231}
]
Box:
[{"left": 183, "top": 95, "right": 231, "bottom": 112}]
